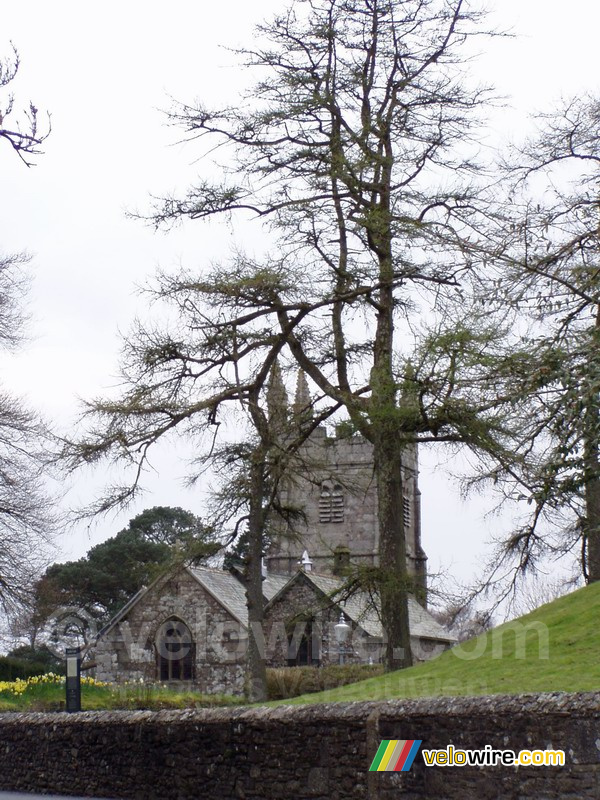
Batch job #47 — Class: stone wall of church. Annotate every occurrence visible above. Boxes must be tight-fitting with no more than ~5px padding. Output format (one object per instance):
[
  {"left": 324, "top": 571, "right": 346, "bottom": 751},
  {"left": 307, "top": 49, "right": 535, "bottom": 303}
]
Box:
[
  {"left": 93, "top": 570, "right": 247, "bottom": 695},
  {"left": 264, "top": 575, "right": 381, "bottom": 668}
]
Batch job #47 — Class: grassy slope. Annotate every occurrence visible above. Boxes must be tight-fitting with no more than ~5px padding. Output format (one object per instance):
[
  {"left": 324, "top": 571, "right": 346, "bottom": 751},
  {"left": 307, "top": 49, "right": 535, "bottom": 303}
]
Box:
[{"left": 271, "top": 581, "right": 600, "bottom": 705}]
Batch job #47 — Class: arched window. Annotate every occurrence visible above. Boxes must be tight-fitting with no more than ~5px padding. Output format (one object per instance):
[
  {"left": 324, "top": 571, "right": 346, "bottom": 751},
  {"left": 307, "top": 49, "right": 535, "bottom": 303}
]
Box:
[
  {"left": 287, "top": 618, "right": 320, "bottom": 667},
  {"left": 155, "top": 617, "right": 195, "bottom": 682},
  {"left": 319, "top": 481, "right": 344, "bottom": 523}
]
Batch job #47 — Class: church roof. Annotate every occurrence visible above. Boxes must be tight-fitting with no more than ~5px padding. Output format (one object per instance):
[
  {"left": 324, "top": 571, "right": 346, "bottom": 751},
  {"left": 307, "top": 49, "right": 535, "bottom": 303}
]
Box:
[
  {"left": 96, "top": 564, "right": 453, "bottom": 645},
  {"left": 96, "top": 563, "right": 294, "bottom": 639},
  {"left": 190, "top": 566, "right": 453, "bottom": 643},
  {"left": 306, "top": 572, "right": 454, "bottom": 642},
  {"left": 187, "top": 566, "right": 289, "bottom": 626}
]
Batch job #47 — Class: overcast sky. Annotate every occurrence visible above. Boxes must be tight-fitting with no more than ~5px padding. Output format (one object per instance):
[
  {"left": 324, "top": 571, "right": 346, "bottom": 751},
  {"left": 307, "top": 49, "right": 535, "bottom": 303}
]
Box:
[{"left": 1, "top": 0, "right": 599, "bottom": 589}]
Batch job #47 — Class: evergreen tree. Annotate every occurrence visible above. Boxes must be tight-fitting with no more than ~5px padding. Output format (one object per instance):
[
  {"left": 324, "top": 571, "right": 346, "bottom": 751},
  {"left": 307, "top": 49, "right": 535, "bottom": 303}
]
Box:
[
  {"left": 66, "top": 0, "right": 501, "bottom": 672},
  {"left": 480, "top": 94, "right": 600, "bottom": 583}
]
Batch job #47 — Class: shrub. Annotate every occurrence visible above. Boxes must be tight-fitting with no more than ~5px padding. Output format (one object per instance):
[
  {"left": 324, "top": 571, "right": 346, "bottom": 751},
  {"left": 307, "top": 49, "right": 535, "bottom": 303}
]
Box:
[
  {"left": 266, "top": 664, "right": 383, "bottom": 700},
  {"left": 0, "top": 655, "right": 50, "bottom": 682},
  {"left": 7, "top": 645, "right": 63, "bottom": 673}
]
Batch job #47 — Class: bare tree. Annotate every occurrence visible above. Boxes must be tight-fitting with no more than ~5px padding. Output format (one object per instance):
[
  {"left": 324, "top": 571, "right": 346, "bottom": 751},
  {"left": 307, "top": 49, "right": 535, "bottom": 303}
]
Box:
[
  {"left": 153, "top": 0, "right": 498, "bottom": 670},
  {"left": 511, "top": 574, "right": 581, "bottom": 617},
  {"left": 0, "top": 46, "right": 55, "bottom": 613},
  {"left": 64, "top": 269, "right": 334, "bottom": 699},
  {"left": 0, "top": 44, "right": 50, "bottom": 166},
  {"left": 0, "top": 254, "right": 56, "bottom": 612},
  {"left": 431, "top": 601, "right": 494, "bottom": 643},
  {"left": 194, "top": 363, "right": 320, "bottom": 701}
]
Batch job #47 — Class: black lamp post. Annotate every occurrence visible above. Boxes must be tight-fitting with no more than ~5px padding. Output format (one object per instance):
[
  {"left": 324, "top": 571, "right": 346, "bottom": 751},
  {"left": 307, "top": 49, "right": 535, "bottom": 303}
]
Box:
[{"left": 65, "top": 647, "right": 82, "bottom": 712}]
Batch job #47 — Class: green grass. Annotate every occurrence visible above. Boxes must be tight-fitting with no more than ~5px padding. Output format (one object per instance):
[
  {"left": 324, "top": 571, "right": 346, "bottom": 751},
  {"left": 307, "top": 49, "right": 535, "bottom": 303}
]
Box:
[
  {"left": 268, "top": 581, "right": 600, "bottom": 705},
  {"left": 3, "top": 583, "right": 598, "bottom": 711},
  {"left": 0, "top": 677, "right": 244, "bottom": 712}
]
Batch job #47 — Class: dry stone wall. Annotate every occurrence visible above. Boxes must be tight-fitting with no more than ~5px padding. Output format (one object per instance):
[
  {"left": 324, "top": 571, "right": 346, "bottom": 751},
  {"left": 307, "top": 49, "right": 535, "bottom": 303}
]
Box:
[{"left": 0, "top": 693, "right": 599, "bottom": 799}]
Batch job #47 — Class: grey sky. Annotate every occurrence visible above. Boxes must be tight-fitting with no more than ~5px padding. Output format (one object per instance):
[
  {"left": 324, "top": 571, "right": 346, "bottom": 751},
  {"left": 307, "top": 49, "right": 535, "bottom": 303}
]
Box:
[{"left": 1, "top": 0, "right": 599, "bottom": 585}]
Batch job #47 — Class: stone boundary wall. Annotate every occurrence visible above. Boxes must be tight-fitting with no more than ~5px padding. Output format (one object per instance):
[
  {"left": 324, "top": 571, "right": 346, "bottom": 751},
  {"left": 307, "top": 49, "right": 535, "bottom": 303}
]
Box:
[{"left": 0, "top": 693, "right": 599, "bottom": 799}]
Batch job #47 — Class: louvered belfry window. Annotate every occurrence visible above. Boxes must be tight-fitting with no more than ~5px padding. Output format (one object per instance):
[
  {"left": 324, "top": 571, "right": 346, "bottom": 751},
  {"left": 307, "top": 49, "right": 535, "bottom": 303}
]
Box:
[
  {"left": 403, "top": 496, "right": 411, "bottom": 529},
  {"left": 319, "top": 481, "right": 344, "bottom": 523}
]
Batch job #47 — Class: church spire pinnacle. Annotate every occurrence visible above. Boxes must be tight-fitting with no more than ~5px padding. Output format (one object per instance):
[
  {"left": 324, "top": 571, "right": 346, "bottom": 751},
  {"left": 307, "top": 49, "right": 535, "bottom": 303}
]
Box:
[
  {"left": 398, "top": 359, "right": 420, "bottom": 427},
  {"left": 292, "top": 369, "right": 311, "bottom": 421},
  {"left": 266, "top": 360, "right": 288, "bottom": 431}
]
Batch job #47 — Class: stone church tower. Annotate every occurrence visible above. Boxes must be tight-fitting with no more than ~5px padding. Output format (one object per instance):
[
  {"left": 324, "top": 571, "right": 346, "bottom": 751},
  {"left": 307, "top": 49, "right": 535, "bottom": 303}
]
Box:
[{"left": 265, "top": 369, "right": 428, "bottom": 607}]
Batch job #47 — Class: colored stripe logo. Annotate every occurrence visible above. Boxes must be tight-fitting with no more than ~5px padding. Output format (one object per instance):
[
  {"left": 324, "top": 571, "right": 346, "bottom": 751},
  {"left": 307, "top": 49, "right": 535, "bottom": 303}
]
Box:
[{"left": 369, "top": 739, "right": 422, "bottom": 772}]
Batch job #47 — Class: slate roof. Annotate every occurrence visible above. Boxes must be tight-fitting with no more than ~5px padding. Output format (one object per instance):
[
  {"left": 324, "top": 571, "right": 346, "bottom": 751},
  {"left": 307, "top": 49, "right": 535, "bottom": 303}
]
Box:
[
  {"left": 97, "top": 564, "right": 454, "bottom": 645},
  {"left": 187, "top": 566, "right": 290, "bottom": 626},
  {"left": 263, "top": 570, "right": 456, "bottom": 643},
  {"left": 307, "top": 572, "right": 455, "bottom": 642}
]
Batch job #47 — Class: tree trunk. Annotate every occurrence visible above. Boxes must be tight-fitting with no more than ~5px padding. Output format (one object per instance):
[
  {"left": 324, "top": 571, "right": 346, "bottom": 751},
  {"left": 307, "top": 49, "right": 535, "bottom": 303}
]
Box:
[
  {"left": 584, "top": 305, "right": 600, "bottom": 582},
  {"left": 374, "top": 432, "right": 413, "bottom": 671},
  {"left": 369, "top": 163, "right": 413, "bottom": 669},
  {"left": 585, "top": 469, "right": 600, "bottom": 582},
  {"left": 244, "top": 456, "right": 268, "bottom": 701}
]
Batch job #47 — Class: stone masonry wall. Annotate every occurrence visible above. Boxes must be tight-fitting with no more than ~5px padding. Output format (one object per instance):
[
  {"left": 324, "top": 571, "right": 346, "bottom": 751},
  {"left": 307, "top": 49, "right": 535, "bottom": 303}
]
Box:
[
  {"left": 0, "top": 693, "right": 598, "bottom": 799},
  {"left": 267, "top": 431, "right": 421, "bottom": 577},
  {"left": 264, "top": 574, "right": 380, "bottom": 667},
  {"left": 94, "top": 570, "right": 246, "bottom": 695}
]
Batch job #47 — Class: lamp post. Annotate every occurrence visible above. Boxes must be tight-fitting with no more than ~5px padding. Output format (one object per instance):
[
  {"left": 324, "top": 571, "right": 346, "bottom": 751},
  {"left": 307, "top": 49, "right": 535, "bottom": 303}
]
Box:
[
  {"left": 334, "top": 612, "right": 351, "bottom": 665},
  {"left": 65, "top": 647, "right": 82, "bottom": 712}
]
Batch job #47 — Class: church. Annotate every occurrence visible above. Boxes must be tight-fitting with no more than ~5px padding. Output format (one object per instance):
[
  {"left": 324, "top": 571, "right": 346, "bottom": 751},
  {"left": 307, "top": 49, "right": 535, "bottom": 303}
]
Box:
[{"left": 92, "top": 373, "right": 454, "bottom": 694}]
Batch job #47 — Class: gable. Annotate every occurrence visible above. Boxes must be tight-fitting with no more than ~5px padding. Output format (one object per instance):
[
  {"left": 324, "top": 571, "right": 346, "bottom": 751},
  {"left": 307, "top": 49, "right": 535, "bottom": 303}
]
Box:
[
  {"left": 265, "top": 570, "right": 456, "bottom": 643},
  {"left": 97, "top": 564, "right": 296, "bottom": 643},
  {"left": 264, "top": 571, "right": 325, "bottom": 623},
  {"left": 96, "top": 566, "right": 242, "bottom": 642}
]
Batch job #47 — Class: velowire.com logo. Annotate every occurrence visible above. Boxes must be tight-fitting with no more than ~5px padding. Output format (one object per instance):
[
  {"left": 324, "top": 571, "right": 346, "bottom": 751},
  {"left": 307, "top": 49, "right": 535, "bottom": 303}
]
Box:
[
  {"left": 369, "top": 740, "right": 422, "bottom": 772},
  {"left": 369, "top": 740, "right": 565, "bottom": 771}
]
